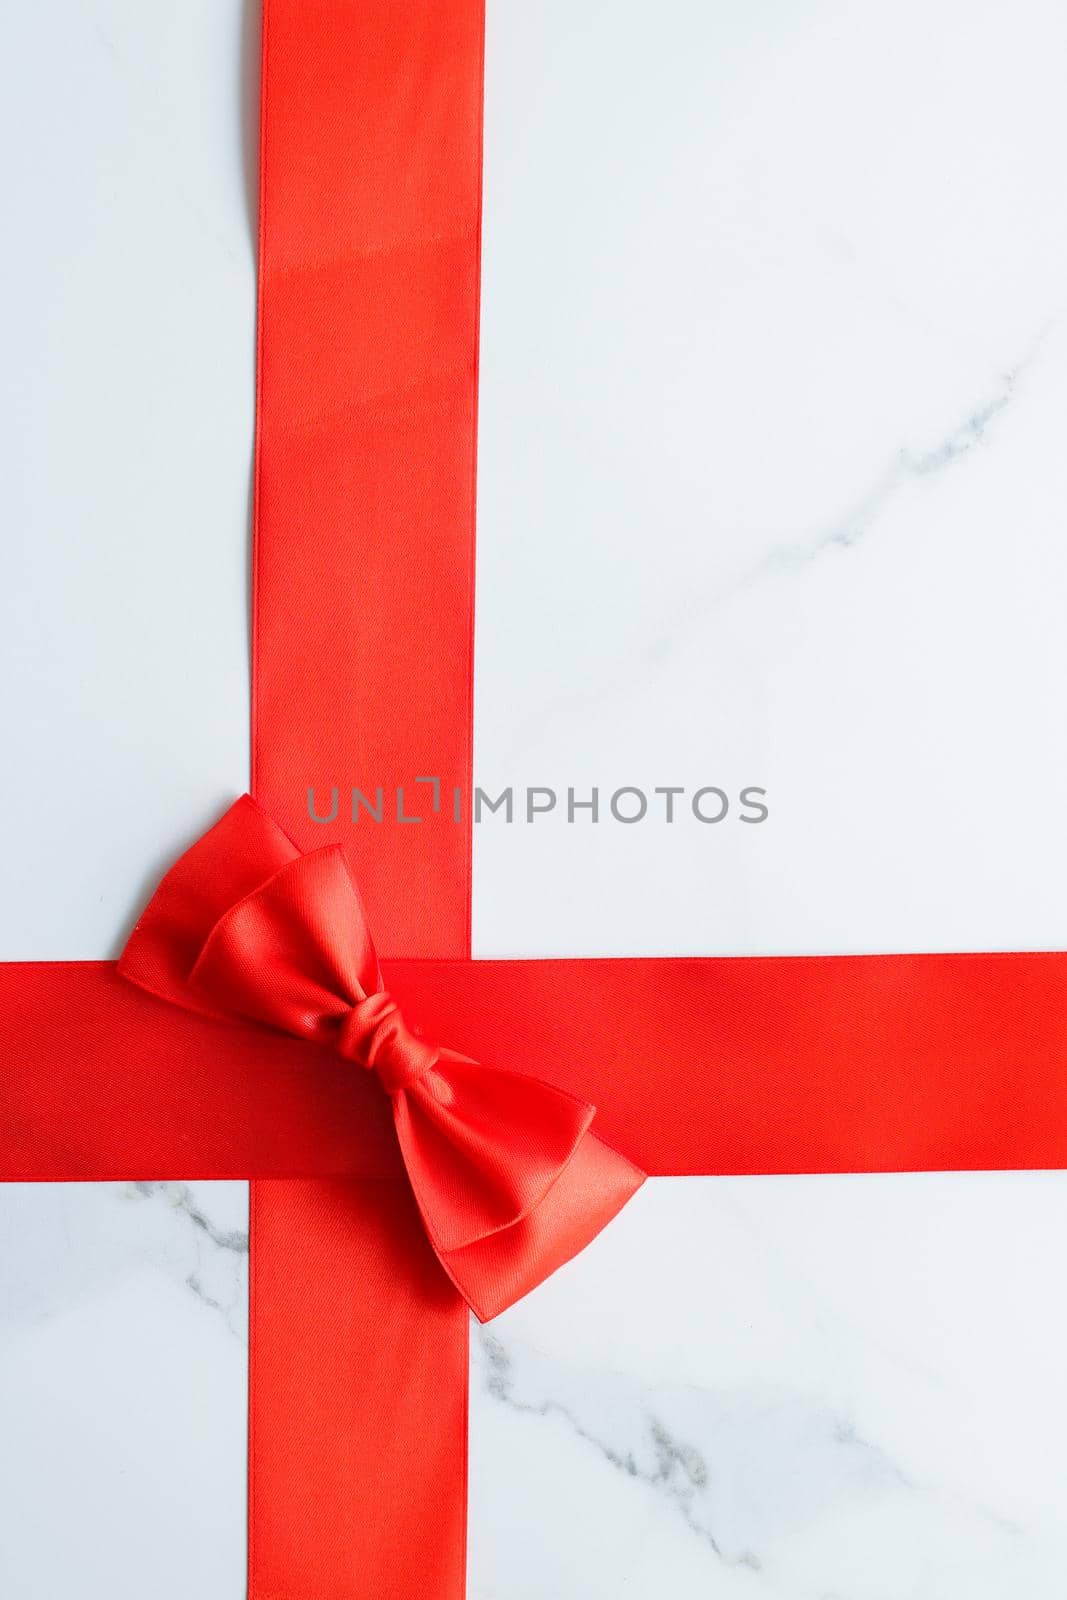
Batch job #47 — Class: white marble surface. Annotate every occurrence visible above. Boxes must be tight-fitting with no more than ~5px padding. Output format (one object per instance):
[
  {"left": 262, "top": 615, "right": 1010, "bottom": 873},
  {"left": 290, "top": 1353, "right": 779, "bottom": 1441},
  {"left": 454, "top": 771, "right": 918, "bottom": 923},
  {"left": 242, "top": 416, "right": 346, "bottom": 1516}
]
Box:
[
  {"left": 0, "top": 1183, "right": 248, "bottom": 1597},
  {"left": 0, "top": 0, "right": 253, "bottom": 961},
  {"left": 3, "top": 0, "right": 1067, "bottom": 1596},
  {"left": 470, "top": 1177, "right": 1067, "bottom": 1598},
  {"left": 474, "top": 0, "right": 1067, "bottom": 960}
]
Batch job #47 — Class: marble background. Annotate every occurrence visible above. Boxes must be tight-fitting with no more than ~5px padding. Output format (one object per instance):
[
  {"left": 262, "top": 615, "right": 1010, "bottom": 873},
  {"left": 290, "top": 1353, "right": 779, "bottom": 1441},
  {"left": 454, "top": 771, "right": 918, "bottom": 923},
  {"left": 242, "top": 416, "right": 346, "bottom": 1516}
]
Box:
[{"left": 3, "top": 0, "right": 1067, "bottom": 1595}]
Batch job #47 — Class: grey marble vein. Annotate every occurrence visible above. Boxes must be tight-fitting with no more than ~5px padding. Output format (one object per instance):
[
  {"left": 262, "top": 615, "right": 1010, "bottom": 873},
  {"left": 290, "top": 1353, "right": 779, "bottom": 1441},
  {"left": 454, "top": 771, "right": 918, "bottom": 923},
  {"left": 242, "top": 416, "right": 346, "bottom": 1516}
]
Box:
[
  {"left": 743, "top": 324, "right": 1053, "bottom": 577},
  {"left": 475, "top": 1326, "right": 906, "bottom": 1572},
  {"left": 499, "top": 322, "right": 1056, "bottom": 764},
  {"left": 130, "top": 1182, "right": 249, "bottom": 1255},
  {"left": 127, "top": 1182, "right": 248, "bottom": 1338},
  {"left": 474, "top": 1321, "right": 1033, "bottom": 1583}
]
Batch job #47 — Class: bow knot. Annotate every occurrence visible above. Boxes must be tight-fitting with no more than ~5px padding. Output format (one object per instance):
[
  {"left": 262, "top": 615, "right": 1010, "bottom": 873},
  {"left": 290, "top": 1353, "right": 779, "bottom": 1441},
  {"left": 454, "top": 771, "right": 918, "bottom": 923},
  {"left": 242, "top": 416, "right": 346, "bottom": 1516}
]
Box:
[{"left": 337, "top": 991, "right": 440, "bottom": 1096}]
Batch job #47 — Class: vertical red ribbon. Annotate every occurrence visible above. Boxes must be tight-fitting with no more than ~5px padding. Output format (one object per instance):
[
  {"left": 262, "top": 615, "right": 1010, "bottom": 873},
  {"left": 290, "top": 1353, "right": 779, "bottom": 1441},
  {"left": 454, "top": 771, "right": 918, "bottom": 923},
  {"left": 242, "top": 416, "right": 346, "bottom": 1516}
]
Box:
[{"left": 249, "top": 1, "right": 484, "bottom": 1595}]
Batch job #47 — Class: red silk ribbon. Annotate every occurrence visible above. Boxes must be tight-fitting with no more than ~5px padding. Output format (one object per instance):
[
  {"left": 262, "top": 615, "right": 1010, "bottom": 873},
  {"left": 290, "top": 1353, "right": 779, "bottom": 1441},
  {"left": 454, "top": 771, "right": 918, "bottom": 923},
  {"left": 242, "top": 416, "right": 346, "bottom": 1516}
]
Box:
[{"left": 118, "top": 795, "right": 643, "bottom": 1320}]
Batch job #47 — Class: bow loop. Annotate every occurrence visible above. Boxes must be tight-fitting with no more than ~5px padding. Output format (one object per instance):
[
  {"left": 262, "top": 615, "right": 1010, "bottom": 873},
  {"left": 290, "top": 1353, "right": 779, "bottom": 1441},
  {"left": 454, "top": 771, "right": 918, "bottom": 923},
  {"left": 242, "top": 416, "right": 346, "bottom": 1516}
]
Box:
[
  {"left": 118, "top": 796, "right": 644, "bottom": 1320},
  {"left": 185, "top": 842, "right": 381, "bottom": 1044}
]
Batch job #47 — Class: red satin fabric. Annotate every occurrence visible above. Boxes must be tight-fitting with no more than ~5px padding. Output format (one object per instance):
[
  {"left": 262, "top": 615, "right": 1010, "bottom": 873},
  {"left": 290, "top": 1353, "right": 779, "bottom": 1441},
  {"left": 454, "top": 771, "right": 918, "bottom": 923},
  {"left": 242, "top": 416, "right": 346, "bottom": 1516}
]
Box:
[
  {"left": 252, "top": 0, "right": 481, "bottom": 962},
  {"left": 6, "top": 950, "right": 1067, "bottom": 1183},
  {"left": 246, "top": 0, "right": 485, "bottom": 1588},
  {"left": 248, "top": 1178, "right": 468, "bottom": 1600},
  {"left": 119, "top": 795, "right": 643, "bottom": 1320}
]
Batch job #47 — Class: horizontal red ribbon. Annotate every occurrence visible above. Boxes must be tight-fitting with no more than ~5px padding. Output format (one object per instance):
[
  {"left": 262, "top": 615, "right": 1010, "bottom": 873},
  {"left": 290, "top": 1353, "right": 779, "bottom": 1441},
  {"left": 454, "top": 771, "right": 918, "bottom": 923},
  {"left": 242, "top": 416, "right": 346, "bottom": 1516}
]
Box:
[{"left": 5, "top": 946, "right": 1066, "bottom": 1183}]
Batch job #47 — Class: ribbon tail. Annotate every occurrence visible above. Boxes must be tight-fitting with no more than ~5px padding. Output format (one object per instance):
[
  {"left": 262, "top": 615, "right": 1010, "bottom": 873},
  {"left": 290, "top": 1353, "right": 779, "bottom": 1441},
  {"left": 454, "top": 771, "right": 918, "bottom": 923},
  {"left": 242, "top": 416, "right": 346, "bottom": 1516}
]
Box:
[{"left": 432, "top": 1131, "right": 644, "bottom": 1322}]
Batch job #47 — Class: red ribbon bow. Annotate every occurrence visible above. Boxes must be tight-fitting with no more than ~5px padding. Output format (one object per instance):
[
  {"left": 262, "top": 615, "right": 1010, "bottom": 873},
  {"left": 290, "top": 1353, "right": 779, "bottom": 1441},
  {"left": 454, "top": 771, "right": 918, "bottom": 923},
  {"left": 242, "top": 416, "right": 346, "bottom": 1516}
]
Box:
[{"left": 118, "top": 796, "right": 644, "bottom": 1319}]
